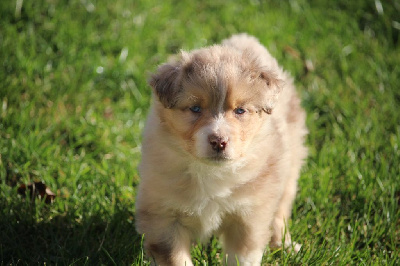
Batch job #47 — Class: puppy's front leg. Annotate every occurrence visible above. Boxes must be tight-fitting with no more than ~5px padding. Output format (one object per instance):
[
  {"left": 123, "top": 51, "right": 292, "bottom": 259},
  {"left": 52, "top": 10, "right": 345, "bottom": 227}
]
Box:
[
  {"left": 220, "top": 214, "right": 273, "bottom": 266},
  {"left": 141, "top": 217, "right": 193, "bottom": 266}
]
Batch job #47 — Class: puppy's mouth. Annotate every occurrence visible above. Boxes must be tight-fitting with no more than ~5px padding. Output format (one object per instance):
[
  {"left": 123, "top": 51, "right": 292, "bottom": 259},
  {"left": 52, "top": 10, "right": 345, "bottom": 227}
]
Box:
[
  {"left": 204, "top": 152, "right": 233, "bottom": 163},
  {"left": 210, "top": 155, "right": 230, "bottom": 162}
]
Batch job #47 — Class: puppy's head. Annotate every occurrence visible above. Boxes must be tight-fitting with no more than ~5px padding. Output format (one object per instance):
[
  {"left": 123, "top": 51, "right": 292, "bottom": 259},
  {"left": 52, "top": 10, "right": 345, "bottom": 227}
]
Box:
[{"left": 149, "top": 46, "right": 282, "bottom": 162}]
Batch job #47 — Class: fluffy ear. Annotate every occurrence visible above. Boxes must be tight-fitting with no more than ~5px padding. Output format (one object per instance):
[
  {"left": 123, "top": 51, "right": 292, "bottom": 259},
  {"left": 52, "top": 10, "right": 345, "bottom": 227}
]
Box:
[
  {"left": 259, "top": 71, "right": 283, "bottom": 114},
  {"left": 148, "top": 62, "right": 181, "bottom": 108}
]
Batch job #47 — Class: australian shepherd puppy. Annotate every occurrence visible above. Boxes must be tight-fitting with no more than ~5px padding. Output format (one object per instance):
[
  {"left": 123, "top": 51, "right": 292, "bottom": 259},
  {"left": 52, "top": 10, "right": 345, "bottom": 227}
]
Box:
[{"left": 135, "top": 34, "right": 308, "bottom": 266}]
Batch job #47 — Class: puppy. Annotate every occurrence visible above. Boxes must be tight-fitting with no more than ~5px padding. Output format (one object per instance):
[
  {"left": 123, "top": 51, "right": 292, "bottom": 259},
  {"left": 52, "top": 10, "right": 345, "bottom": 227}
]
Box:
[{"left": 135, "top": 34, "right": 308, "bottom": 266}]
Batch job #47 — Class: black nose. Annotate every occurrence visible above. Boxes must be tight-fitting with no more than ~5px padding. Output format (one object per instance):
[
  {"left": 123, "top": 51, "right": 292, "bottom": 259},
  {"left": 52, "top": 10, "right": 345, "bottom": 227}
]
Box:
[{"left": 208, "top": 135, "right": 228, "bottom": 152}]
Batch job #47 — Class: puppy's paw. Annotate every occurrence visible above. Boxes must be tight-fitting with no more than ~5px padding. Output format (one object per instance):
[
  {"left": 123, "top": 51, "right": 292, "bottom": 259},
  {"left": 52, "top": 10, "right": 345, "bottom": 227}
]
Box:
[
  {"left": 289, "top": 242, "right": 302, "bottom": 253},
  {"left": 270, "top": 240, "right": 301, "bottom": 253}
]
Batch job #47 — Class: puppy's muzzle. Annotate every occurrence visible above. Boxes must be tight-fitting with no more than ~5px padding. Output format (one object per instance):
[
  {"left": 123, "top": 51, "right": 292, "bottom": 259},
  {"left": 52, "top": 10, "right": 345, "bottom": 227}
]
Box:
[{"left": 208, "top": 135, "right": 228, "bottom": 153}]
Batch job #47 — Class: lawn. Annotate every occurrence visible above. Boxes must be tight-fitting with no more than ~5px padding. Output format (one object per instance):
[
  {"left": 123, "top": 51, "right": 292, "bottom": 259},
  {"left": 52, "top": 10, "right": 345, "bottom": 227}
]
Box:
[{"left": 1, "top": 0, "right": 399, "bottom": 264}]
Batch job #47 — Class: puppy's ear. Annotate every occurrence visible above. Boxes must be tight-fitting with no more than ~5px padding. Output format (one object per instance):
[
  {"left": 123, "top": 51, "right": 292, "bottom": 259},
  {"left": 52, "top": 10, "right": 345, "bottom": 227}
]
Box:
[
  {"left": 259, "top": 71, "right": 283, "bottom": 114},
  {"left": 149, "top": 63, "right": 181, "bottom": 108}
]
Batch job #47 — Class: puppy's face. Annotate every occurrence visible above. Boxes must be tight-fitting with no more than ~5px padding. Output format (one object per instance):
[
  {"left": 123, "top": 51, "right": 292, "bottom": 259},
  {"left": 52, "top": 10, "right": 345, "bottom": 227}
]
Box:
[{"left": 150, "top": 47, "right": 281, "bottom": 162}]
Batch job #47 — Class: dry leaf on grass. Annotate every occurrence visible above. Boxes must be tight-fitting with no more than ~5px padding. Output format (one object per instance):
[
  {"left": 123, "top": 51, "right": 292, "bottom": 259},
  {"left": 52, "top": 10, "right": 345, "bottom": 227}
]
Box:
[{"left": 17, "top": 181, "right": 56, "bottom": 204}]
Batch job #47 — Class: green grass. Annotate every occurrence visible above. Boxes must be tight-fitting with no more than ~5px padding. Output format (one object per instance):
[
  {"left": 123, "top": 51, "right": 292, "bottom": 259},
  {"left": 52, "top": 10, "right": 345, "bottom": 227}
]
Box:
[{"left": 1, "top": 0, "right": 399, "bottom": 264}]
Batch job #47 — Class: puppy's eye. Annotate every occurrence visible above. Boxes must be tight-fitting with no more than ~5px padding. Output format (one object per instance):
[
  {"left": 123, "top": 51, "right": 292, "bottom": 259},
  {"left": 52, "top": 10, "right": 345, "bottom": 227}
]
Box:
[
  {"left": 234, "top": 108, "right": 246, "bottom": 115},
  {"left": 189, "top": 106, "right": 201, "bottom": 113}
]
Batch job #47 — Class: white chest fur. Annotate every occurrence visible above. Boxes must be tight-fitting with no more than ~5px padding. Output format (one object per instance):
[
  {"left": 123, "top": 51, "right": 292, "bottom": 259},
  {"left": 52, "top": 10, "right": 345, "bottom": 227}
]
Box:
[{"left": 172, "top": 160, "right": 255, "bottom": 236}]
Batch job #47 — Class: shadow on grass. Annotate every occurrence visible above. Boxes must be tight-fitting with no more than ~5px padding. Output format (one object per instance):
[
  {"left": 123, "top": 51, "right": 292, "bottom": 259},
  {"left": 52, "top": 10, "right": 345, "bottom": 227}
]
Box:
[{"left": 0, "top": 201, "right": 143, "bottom": 265}]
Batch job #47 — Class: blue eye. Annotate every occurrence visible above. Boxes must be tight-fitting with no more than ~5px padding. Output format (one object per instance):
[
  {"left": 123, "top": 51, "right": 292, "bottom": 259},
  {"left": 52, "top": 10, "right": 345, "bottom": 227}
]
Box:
[
  {"left": 234, "top": 108, "right": 246, "bottom": 115},
  {"left": 189, "top": 106, "right": 201, "bottom": 113}
]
